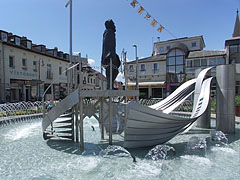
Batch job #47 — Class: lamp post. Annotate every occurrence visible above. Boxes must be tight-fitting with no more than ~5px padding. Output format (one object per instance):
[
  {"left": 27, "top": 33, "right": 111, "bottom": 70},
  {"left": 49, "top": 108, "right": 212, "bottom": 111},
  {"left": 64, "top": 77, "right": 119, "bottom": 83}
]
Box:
[
  {"left": 65, "top": 0, "right": 73, "bottom": 92},
  {"left": 132, "top": 44, "right": 139, "bottom": 101}
]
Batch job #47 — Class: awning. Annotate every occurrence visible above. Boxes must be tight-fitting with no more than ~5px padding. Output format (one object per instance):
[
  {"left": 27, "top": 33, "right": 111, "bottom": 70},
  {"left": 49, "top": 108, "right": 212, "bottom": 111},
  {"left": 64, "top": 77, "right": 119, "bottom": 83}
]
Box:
[{"left": 127, "top": 81, "right": 165, "bottom": 86}]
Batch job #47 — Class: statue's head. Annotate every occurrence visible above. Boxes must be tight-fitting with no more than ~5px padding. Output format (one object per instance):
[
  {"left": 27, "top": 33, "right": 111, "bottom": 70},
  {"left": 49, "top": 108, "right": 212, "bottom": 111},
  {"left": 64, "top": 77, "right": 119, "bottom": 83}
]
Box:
[{"left": 105, "top": 19, "right": 116, "bottom": 32}]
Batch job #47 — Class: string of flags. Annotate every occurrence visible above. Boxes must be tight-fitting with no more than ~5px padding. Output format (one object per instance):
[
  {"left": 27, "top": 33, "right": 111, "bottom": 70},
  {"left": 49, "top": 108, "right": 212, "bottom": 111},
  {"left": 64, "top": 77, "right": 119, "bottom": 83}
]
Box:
[{"left": 128, "top": 0, "right": 176, "bottom": 37}]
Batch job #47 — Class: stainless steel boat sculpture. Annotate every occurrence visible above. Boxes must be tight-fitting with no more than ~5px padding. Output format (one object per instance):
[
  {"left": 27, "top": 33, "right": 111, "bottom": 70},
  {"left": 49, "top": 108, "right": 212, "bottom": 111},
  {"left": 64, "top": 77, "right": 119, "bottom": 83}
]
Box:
[{"left": 123, "top": 67, "right": 213, "bottom": 148}]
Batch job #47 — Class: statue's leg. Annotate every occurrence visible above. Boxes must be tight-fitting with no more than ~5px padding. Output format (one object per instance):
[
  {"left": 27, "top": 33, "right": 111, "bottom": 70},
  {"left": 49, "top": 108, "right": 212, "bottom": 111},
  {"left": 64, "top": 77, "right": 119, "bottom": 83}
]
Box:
[
  {"left": 106, "top": 67, "right": 110, "bottom": 89},
  {"left": 112, "top": 69, "right": 119, "bottom": 89}
]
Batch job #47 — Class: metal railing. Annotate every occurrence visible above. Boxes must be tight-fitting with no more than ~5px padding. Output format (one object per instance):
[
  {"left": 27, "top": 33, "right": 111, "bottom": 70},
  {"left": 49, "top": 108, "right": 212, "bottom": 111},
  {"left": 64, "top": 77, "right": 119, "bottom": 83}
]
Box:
[{"left": 42, "top": 62, "right": 80, "bottom": 116}]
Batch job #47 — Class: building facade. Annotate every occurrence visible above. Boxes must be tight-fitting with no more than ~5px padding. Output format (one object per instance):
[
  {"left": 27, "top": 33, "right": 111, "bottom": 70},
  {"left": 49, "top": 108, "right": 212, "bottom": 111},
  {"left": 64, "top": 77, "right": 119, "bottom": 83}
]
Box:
[
  {"left": 127, "top": 35, "right": 226, "bottom": 99},
  {"left": 126, "top": 12, "right": 240, "bottom": 99},
  {"left": 0, "top": 30, "right": 104, "bottom": 103}
]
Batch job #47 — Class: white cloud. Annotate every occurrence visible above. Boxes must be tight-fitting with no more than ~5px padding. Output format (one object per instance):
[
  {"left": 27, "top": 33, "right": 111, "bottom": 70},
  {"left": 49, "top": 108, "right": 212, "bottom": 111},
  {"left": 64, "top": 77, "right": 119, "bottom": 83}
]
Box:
[
  {"left": 88, "top": 58, "right": 96, "bottom": 66},
  {"left": 73, "top": 51, "right": 80, "bottom": 55}
]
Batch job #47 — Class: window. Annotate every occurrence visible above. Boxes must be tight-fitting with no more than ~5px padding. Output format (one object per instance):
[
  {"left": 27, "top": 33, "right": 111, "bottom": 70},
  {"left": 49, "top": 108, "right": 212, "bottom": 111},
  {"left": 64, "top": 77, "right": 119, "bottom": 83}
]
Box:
[
  {"left": 186, "top": 60, "right": 192, "bottom": 67},
  {"left": 91, "top": 78, "right": 92, "bottom": 84},
  {"left": 59, "top": 67, "right": 62, "bottom": 75},
  {"left": 176, "top": 56, "right": 183, "bottom": 65},
  {"left": 47, "top": 64, "right": 53, "bottom": 79},
  {"left": 166, "top": 46, "right": 171, "bottom": 51},
  {"left": 216, "top": 57, "right": 225, "bottom": 65},
  {"left": 27, "top": 41, "right": 32, "bottom": 49},
  {"left": 192, "top": 42, "right": 196, "bottom": 47},
  {"left": 167, "top": 57, "right": 175, "bottom": 65},
  {"left": 159, "top": 47, "right": 164, "bottom": 52},
  {"left": 209, "top": 58, "right": 216, "bottom": 66},
  {"left": 1, "top": 33, "right": 7, "bottom": 42},
  {"left": 166, "top": 48, "right": 185, "bottom": 83},
  {"left": 129, "top": 65, "right": 134, "bottom": 72},
  {"left": 153, "top": 63, "right": 158, "bottom": 73},
  {"left": 153, "top": 63, "right": 158, "bottom": 70},
  {"left": 201, "top": 59, "right": 207, "bottom": 66},
  {"left": 88, "top": 77, "right": 90, "bottom": 83},
  {"left": 33, "top": 61, "right": 37, "bottom": 72},
  {"left": 193, "top": 59, "right": 200, "bottom": 67},
  {"left": 229, "top": 45, "right": 238, "bottom": 54},
  {"left": 22, "top": 58, "right": 27, "bottom": 70},
  {"left": 140, "top": 64, "right": 146, "bottom": 71},
  {"left": 9, "top": 56, "right": 14, "bottom": 68},
  {"left": 15, "top": 37, "right": 20, "bottom": 46}
]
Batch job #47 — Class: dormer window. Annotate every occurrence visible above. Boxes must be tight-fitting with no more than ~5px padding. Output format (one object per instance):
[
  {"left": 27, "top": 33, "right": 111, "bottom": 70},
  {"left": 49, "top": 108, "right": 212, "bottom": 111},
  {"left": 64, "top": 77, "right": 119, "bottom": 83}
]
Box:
[
  {"left": 15, "top": 37, "right": 20, "bottom": 46},
  {"left": 27, "top": 41, "right": 32, "bottom": 49},
  {"left": 1, "top": 32, "right": 7, "bottom": 42},
  {"left": 159, "top": 47, "right": 164, "bottom": 52}
]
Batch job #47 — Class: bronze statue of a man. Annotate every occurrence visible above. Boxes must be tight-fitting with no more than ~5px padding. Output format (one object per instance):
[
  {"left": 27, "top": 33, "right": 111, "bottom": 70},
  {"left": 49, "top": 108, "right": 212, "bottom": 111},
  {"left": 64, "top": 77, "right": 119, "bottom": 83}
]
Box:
[{"left": 101, "top": 19, "right": 120, "bottom": 89}]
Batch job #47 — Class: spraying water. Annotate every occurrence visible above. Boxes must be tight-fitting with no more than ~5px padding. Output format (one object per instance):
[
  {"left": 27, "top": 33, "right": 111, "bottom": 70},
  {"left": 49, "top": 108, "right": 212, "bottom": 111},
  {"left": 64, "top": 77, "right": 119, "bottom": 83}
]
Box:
[
  {"left": 210, "top": 130, "right": 228, "bottom": 146},
  {"left": 145, "top": 145, "right": 176, "bottom": 160},
  {"left": 186, "top": 136, "right": 207, "bottom": 156},
  {"left": 100, "top": 145, "right": 136, "bottom": 162}
]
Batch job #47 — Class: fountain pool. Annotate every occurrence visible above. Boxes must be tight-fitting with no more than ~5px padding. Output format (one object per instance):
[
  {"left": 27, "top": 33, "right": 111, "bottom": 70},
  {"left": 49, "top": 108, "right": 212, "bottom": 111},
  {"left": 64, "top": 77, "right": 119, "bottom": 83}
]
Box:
[{"left": 0, "top": 116, "right": 239, "bottom": 180}]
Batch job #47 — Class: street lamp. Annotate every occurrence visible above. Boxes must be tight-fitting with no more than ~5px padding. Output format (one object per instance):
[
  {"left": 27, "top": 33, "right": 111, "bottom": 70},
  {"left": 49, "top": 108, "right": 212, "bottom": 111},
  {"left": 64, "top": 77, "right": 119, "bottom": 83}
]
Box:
[{"left": 132, "top": 44, "right": 139, "bottom": 101}]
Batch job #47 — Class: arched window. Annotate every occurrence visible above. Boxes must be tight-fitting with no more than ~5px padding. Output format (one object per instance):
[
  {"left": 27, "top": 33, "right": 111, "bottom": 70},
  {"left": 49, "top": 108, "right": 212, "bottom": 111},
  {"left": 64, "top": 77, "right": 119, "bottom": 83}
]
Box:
[{"left": 166, "top": 48, "right": 185, "bottom": 84}]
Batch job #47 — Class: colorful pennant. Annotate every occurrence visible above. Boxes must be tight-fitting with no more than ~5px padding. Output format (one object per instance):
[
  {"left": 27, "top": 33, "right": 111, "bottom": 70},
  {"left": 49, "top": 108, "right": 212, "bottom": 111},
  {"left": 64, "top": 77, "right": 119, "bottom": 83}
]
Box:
[
  {"left": 130, "top": 0, "right": 138, "bottom": 8},
  {"left": 144, "top": 13, "right": 151, "bottom": 20},
  {"left": 151, "top": 19, "right": 158, "bottom": 27},
  {"left": 157, "top": 25, "right": 164, "bottom": 32},
  {"left": 128, "top": 0, "right": 168, "bottom": 35},
  {"left": 137, "top": 6, "right": 144, "bottom": 14}
]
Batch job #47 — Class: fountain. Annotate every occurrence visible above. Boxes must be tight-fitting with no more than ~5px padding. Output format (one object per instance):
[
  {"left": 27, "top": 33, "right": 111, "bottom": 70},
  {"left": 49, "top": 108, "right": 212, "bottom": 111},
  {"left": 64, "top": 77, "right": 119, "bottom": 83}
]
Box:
[
  {"left": 0, "top": 101, "right": 43, "bottom": 126},
  {"left": 0, "top": 114, "right": 239, "bottom": 179}
]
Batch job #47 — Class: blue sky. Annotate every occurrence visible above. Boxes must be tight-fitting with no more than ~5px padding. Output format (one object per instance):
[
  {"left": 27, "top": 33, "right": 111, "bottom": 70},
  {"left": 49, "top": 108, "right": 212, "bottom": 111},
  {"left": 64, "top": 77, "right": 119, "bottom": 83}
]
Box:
[{"left": 1, "top": 0, "right": 239, "bottom": 80}]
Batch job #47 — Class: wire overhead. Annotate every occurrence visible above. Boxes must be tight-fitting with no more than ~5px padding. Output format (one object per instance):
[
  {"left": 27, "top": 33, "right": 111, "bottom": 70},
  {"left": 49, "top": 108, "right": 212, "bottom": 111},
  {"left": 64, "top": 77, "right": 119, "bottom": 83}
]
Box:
[{"left": 126, "top": 0, "right": 177, "bottom": 39}]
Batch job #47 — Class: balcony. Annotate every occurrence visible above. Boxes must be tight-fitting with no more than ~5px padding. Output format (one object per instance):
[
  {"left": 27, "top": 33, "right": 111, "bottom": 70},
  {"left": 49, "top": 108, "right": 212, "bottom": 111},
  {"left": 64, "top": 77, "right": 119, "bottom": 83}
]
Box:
[
  {"left": 152, "top": 69, "right": 159, "bottom": 74},
  {"left": 22, "top": 66, "right": 27, "bottom": 71}
]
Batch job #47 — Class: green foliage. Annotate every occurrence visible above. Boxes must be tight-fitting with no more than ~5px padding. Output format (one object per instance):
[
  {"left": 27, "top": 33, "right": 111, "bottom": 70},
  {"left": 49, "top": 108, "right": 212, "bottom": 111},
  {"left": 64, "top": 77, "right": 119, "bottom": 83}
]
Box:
[
  {"left": 211, "top": 98, "right": 216, "bottom": 113},
  {"left": 235, "top": 96, "right": 240, "bottom": 106}
]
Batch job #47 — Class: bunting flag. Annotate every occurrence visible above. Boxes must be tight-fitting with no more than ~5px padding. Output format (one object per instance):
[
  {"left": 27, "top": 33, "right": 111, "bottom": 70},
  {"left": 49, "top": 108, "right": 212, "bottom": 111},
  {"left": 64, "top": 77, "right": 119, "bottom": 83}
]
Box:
[
  {"left": 144, "top": 13, "right": 151, "bottom": 20},
  {"left": 130, "top": 0, "right": 138, "bottom": 8},
  {"left": 127, "top": 0, "right": 177, "bottom": 38},
  {"left": 157, "top": 25, "right": 164, "bottom": 32},
  {"left": 151, "top": 19, "right": 157, "bottom": 27},
  {"left": 137, "top": 6, "right": 144, "bottom": 14}
]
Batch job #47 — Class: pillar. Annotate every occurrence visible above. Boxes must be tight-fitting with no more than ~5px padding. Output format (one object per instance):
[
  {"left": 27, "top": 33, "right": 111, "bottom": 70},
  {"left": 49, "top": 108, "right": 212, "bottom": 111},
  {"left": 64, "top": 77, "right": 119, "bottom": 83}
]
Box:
[{"left": 216, "top": 64, "right": 235, "bottom": 133}]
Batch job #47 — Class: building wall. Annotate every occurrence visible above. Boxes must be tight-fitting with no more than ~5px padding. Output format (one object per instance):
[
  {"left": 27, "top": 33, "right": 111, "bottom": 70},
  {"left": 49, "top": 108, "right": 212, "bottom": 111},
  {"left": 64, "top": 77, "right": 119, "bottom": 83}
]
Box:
[
  {"left": 153, "top": 36, "right": 204, "bottom": 55},
  {"left": 126, "top": 36, "right": 228, "bottom": 99},
  {"left": 0, "top": 43, "right": 70, "bottom": 102},
  {"left": 0, "top": 41, "right": 102, "bottom": 103}
]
